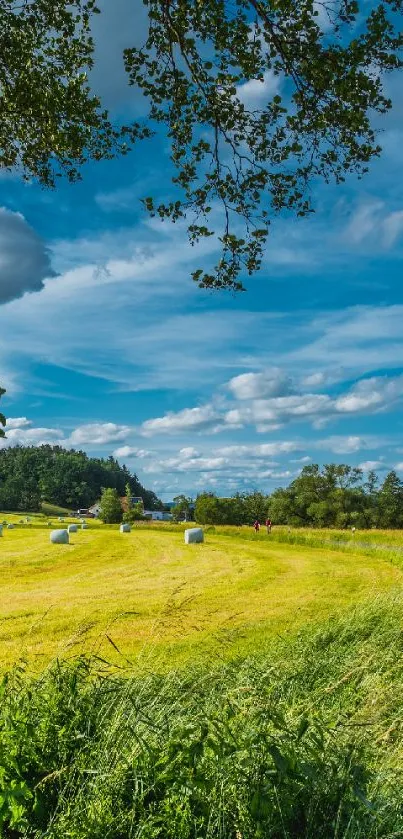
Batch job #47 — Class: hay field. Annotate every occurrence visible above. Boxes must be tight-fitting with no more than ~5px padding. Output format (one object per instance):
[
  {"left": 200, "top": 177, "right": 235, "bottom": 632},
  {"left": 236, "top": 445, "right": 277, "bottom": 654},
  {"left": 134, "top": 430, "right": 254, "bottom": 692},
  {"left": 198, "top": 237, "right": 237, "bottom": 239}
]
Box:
[{"left": 0, "top": 518, "right": 402, "bottom": 670}]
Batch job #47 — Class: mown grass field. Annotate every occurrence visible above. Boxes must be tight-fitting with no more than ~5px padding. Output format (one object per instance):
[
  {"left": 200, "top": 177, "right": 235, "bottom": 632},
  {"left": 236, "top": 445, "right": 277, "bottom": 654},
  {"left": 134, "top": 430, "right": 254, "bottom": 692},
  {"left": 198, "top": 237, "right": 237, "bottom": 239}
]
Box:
[
  {"left": 1, "top": 514, "right": 402, "bottom": 671},
  {"left": 3, "top": 516, "right": 403, "bottom": 836}
]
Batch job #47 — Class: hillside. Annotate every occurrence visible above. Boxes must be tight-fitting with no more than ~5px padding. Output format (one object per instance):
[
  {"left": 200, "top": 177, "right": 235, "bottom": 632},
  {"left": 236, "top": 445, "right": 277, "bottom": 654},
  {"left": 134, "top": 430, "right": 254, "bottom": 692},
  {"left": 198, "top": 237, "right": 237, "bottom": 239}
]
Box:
[{"left": 0, "top": 444, "right": 161, "bottom": 512}]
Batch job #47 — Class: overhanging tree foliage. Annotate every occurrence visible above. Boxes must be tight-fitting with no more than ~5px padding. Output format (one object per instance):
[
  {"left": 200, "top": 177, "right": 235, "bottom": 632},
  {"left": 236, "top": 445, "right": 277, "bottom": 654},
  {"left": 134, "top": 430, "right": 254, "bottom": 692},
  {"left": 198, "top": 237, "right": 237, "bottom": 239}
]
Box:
[
  {"left": 0, "top": 0, "right": 150, "bottom": 186},
  {"left": 126, "top": 0, "right": 403, "bottom": 289},
  {"left": 0, "top": 1, "right": 402, "bottom": 289}
]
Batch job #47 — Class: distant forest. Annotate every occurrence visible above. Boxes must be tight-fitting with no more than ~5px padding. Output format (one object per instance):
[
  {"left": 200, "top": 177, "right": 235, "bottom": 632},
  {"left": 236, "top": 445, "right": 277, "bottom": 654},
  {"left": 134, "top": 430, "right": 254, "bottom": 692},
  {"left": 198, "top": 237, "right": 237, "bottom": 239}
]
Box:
[
  {"left": 0, "top": 445, "right": 161, "bottom": 512},
  {"left": 195, "top": 465, "right": 403, "bottom": 529}
]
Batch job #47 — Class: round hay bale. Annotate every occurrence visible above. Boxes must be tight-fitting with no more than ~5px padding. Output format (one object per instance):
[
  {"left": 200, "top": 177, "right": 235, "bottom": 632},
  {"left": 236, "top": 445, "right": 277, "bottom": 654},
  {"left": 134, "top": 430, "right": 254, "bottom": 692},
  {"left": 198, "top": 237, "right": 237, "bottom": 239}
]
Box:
[
  {"left": 68, "top": 524, "right": 78, "bottom": 533},
  {"left": 50, "top": 529, "right": 69, "bottom": 545},
  {"left": 7, "top": 524, "right": 14, "bottom": 530},
  {"left": 81, "top": 523, "right": 89, "bottom": 530},
  {"left": 0, "top": 525, "right": 3, "bottom": 537},
  {"left": 120, "top": 523, "right": 131, "bottom": 533},
  {"left": 184, "top": 527, "right": 204, "bottom": 544}
]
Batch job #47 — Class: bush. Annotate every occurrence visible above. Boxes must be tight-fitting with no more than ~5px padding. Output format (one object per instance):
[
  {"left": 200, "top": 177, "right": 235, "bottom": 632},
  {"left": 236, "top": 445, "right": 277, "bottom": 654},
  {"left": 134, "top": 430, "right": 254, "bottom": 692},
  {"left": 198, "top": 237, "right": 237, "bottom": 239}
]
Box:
[{"left": 99, "top": 488, "right": 122, "bottom": 524}]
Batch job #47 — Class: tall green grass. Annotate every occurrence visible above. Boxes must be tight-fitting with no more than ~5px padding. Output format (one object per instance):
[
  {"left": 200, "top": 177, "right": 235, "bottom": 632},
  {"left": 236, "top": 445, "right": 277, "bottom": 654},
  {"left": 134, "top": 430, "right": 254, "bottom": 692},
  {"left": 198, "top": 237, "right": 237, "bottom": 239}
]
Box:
[
  {"left": 218, "top": 525, "right": 403, "bottom": 566},
  {"left": 1, "top": 593, "right": 403, "bottom": 838}
]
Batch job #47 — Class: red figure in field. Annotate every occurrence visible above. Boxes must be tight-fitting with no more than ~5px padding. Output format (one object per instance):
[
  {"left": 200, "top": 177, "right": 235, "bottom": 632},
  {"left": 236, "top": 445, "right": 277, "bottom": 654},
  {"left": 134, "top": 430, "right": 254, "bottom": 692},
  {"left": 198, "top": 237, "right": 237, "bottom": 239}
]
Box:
[
  {"left": 265, "top": 518, "right": 272, "bottom": 534},
  {"left": 253, "top": 520, "right": 260, "bottom": 533}
]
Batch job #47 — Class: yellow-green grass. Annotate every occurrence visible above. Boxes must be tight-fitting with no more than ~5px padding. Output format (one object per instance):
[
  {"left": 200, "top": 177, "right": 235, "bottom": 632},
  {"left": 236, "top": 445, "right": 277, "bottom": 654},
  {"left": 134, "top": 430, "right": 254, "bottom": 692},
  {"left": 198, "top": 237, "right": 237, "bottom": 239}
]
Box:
[{"left": 0, "top": 523, "right": 402, "bottom": 672}]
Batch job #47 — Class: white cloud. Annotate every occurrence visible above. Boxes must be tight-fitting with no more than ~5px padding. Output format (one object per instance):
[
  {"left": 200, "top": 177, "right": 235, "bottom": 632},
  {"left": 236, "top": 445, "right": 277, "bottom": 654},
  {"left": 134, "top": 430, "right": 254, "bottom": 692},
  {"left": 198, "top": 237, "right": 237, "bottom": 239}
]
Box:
[
  {"left": 141, "top": 405, "right": 221, "bottom": 436},
  {"left": 0, "top": 425, "right": 63, "bottom": 448},
  {"left": 236, "top": 70, "right": 281, "bottom": 107},
  {"left": 69, "top": 423, "right": 131, "bottom": 446},
  {"left": 228, "top": 369, "right": 293, "bottom": 400},
  {"left": 216, "top": 442, "right": 299, "bottom": 457},
  {"left": 288, "top": 306, "right": 403, "bottom": 373},
  {"left": 4, "top": 417, "right": 31, "bottom": 430},
  {"left": 316, "top": 436, "right": 365, "bottom": 455},
  {"left": 358, "top": 460, "right": 385, "bottom": 472},
  {"left": 138, "top": 371, "right": 403, "bottom": 442},
  {"left": 113, "top": 445, "right": 152, "bottom": 459},
  {"left": 301, "top": 372, "right": 328, "bottom": 388},
  {"left": 344, "top": 201, "right": 403, "bottom": 249},
  {"left": 383, "top": 210, "right": 403, "bottom": 247},
  {"left": 179, "top": 447, "right": 200, "bottom": 458}
]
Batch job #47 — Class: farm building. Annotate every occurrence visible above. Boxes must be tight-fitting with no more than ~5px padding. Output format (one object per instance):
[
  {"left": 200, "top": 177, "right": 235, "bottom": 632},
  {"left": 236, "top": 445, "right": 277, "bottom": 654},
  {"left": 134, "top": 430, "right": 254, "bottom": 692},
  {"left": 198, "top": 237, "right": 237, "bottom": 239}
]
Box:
[
  {"left": 89, "top": 503, "right": 102, "bottom": 517},
  {"left": 144, "top": 510, "right": 173, "bottom": 522}
]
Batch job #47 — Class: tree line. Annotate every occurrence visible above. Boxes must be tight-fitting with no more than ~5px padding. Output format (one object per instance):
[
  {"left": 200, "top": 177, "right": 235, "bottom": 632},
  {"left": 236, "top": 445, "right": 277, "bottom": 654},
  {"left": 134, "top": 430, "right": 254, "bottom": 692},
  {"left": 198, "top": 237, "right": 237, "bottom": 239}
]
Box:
[
  {"left": 194, "top": 465, "right": 403, "bottom": 529},
  {"left": 0, "top": 445, "right": 161, "bottom": 512}
]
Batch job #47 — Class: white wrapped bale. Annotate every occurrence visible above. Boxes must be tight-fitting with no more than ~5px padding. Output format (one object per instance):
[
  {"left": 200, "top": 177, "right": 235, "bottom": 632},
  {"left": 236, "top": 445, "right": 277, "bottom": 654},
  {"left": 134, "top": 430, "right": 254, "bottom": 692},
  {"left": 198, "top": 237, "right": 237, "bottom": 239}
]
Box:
[
  {"left": 7, "top": 524, "right": 14, "bottom": 530},
  {"left": 68, "top": 524, "right": 78, "bottom": 533},
  {"left": 81, "top": 523, "right": 89, "bottom": 530},
  {"left": 0, "top": 525, "right": 2, "bottom": 537},
  {"left": 50, "top": 529, "right": 69, "bottom": 545},
  {"left": 184, "top": 527, "right": 204, "bottom": 544},
  {"left": 120, "top": 523, "right": 131, "bottom": 533}
]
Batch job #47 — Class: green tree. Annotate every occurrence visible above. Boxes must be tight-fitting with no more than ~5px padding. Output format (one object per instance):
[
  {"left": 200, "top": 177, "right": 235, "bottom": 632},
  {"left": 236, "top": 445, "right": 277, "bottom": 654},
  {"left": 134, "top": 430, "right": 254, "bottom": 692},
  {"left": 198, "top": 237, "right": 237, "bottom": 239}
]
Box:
[
  {"left": 0, "top": 387, "right": 5, "bottom": 439},
  {"left": 172, "top": 494, "right": 193, "bottom": 522},
  {"left": 123, "top": 503, "right": 145, "bottom": 524},
  {"left": 0, "top": 444, "right": 161, "bottom": 512},
  {"left": 363, "top": 470, "right": 380, "bottom": 527},
  {"left": 194, "top": 493, "right": 222, "bottom": 525},
  {"left": 378, "top": 471, "right": 403, "bottom": 529},
  {"left": 242, "top": 491, "right": 269, "bottom": 523},
  {"left": 99, "top": 487, "right": 123, "bottom": 524}
]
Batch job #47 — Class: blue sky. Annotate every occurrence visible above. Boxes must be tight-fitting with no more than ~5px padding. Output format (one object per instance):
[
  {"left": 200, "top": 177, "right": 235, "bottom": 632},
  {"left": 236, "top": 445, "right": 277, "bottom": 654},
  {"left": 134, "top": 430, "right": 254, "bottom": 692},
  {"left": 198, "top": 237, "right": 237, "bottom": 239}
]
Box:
[{"left": 1, "top": 1, "right": 403, "bottom": 501}]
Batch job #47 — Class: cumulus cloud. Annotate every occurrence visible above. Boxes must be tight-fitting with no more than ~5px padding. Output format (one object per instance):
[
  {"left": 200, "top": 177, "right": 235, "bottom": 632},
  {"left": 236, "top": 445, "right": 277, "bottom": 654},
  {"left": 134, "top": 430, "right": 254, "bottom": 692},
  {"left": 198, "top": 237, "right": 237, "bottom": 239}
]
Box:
[
  {"left": 4, "top": 417, "right": 32, "bottom": 430},
  {"left": 228, "top": 373, "right": 403, "bottom": 431},
  {"left": 139, "top": 371, "right": 403, "bottom": 444},
  {"left": 0, "top": 423, "right": 63, "bottom": 448},
  {"left": 358, "top": 460, "right": 386, "bottom": 472},
  {"left": 113, "top": 445, "right": 152, "bottom": 459},
  {"left": 301, "top": 372, "right": 328, "bottom": 388},
  {"left": 216, "top": 442, "right": 299, "bottom": 457},
  {"left": 69, "top": 423, "right": 131, "bottom": 446},
  {"left": 228, "top": 369, "right": 293, "bottom": 400},
  {"left": 316, "top": 436, "right": 365, "bottom": 455},
  {"left": 0, "top": 208, "right": 55, "bottom": 304},
  {"left": 141, "top": 405, "right": 221, "bottom": 436}
]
